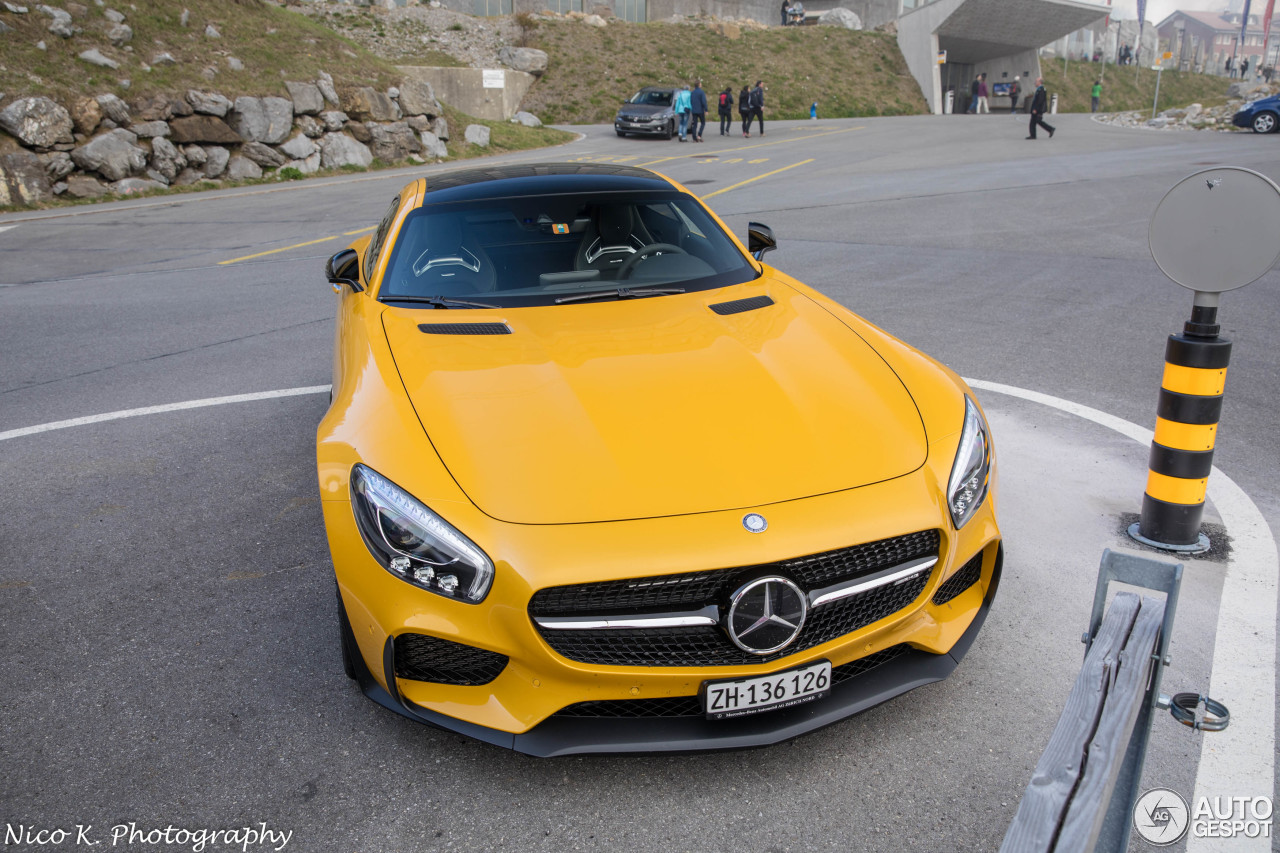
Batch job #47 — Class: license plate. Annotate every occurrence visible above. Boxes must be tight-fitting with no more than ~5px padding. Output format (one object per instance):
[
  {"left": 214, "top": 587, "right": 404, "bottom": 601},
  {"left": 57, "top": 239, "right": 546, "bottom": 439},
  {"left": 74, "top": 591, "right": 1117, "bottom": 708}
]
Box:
[{"left": 702, "top": 660, "right": 832, "bottom": 720}]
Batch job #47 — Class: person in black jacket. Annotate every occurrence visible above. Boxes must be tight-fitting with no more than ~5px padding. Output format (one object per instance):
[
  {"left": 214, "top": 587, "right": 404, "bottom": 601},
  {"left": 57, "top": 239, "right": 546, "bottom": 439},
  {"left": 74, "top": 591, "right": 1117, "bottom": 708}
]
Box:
[
  {"left": 750, "top": 80, "right": 765, "bottom": 136},
  {"left": 717, "top": 86, "right": 734, "bottom": 136},
  {"left": 1026, "top": 77, "right": 1055, "bottom": 139},
  {"left": 739, "top": 85, "right": 752, "bottom": 137}
]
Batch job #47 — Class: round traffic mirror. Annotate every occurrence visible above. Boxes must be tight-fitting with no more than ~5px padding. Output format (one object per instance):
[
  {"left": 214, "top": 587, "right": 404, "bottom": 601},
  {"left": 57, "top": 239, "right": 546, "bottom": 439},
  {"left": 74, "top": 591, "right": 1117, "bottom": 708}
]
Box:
[{"left": 1149, "top": 167, "right": 1280, "bottom": 294}]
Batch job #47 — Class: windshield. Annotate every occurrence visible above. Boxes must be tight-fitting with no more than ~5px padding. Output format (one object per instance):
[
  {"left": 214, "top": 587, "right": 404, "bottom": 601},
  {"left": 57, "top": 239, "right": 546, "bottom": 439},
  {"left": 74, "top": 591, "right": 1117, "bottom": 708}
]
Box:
[
  {"left": 628, "top": 90, "right": 673, "bottom": 107},
  {"left": 377, "top": 192, "right": 758, "bottom": 307}
]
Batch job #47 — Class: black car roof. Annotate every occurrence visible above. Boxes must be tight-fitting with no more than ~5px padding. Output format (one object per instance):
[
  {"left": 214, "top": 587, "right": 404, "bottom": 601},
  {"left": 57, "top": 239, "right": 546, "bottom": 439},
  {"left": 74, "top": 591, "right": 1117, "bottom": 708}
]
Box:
[{"left": 419, "top": 163, "right": 675, "bottom": 203}]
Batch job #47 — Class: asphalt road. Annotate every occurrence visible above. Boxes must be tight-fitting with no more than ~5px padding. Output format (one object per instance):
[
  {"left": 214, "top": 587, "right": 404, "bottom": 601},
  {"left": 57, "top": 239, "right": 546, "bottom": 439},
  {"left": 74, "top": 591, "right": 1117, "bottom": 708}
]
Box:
[{"left": 1, "top": 111, "right": 1278, "bottom": 852}]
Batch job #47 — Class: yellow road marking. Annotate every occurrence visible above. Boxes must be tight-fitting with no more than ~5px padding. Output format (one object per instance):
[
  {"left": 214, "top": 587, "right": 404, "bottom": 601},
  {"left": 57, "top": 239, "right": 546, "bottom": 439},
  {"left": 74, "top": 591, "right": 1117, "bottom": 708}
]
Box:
[
  {"left": 748, "top": 159, "right": 768, "bottom": 164},
  {"left": 701, "top": 159, "right": 815, "bottom": 199},
  {"left": 722, "top": 158, "right": 743, "bottom": 163},
  {"left": 218, "top": 235, "right": 339, "bottom": 266},
  {"left": 343, "top": 226, "right": 376, "bottom": 236}
]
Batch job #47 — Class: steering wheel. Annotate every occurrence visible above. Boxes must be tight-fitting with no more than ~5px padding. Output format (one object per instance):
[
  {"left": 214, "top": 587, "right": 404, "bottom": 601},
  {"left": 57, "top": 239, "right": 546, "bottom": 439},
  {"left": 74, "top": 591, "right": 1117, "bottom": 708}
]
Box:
[{"left": 617, "top": 243, "right": 687, "bottom": 279}]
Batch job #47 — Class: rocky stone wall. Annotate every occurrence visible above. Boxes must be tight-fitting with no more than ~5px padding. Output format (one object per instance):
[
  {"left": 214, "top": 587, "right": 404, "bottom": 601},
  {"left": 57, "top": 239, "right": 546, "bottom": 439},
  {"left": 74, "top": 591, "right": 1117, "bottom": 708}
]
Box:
[{"left": 0, "top": 74, "right": 457, "bottom": 206}]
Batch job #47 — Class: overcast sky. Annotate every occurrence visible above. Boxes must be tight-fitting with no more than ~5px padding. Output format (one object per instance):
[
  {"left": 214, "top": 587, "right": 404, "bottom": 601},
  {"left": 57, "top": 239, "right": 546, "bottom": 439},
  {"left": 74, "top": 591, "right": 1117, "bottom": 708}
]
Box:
[{"left": 1104, "top": 0, "right": 1234, "bottom": 22}]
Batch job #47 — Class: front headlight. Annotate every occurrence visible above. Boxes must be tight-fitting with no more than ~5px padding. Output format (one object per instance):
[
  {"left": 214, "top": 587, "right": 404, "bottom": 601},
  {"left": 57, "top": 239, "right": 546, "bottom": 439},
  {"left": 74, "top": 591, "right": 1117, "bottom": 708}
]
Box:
[
  {"left": 350, "top": 464, "right": 494, "bottom": 603},
  {"left": 946, "top": 397, "right": 991, "bottom": 529}
]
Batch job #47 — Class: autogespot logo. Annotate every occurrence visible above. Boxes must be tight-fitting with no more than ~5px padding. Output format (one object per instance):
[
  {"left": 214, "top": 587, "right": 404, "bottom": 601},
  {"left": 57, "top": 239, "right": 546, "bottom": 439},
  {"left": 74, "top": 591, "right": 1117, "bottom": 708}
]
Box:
[{"left": 1134, "top": 788, "right": 1190, "bottom": 846}]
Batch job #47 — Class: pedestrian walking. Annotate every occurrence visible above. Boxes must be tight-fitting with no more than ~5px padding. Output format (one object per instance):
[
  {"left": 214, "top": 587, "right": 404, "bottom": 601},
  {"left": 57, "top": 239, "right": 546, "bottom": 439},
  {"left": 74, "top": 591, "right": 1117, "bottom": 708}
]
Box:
[
  {"left": 1009, "top": 76, "right": 1020, "bottom": 114},
  {"left": 780, "top": 0, "right": 790, "bottom": 26},
  {"left": 689, "top": 80, "right": 707, "bottom": 142},
  {"left": 1026, "top": 76, "right": 1055, "bottom": 140},
  {"left": 976, "top": 73, "right": 989, "bottom": 114},
  {"left": 738, "top": 85, "right": 752, "bottom": 137},
  {"left": 750, "top": 80, "right": 765, "bottom": 136},
  {"left": 1241, "top": 57, "right": 1250, "bottom": 79},
  {"left": 967, "top": 75, "right": 979, "bottom": 113},
  {"left": 674, "top": 83, "right": 691, "bottom": 142},
  {"left": 717, "top": 86, "right": 734, "bottom": 135},
  {"left": 1090, "top": 79, "right": 1101, "bottom": 112}
]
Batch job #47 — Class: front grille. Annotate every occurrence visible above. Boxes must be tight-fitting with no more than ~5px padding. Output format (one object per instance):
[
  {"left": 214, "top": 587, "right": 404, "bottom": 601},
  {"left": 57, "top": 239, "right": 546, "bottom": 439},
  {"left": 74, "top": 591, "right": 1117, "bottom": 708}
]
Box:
[
  {"left": 393, "top": 633, "right": 508, "bottom": 685},
  {"left": 530, "top": 530, "right": 940, "bottom": 667},
  {"left": 932, "top": 552, "right": 984, "bottom": 606},
  {"left": 550, "top": 645, "right": 911, "bottom": 718}
]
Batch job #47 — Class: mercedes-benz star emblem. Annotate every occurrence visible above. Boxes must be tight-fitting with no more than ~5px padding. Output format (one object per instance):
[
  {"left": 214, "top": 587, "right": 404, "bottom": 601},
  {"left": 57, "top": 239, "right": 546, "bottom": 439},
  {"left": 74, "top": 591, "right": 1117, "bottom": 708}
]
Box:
[
  {"left": 726, "top": 576, "right": 807, "bottom": 655},
  {"left": 742, "top": 513, "right": 768, "bottom": 533}
]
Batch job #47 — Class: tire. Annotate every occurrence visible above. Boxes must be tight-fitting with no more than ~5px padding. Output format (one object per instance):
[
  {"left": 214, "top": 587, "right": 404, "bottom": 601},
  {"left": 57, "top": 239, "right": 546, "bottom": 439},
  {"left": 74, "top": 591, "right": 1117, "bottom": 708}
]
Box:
[
  {"left": 1252, "top": 111, "right": 1278, "bottom": 134},
  {"left": 663, "top": 120, "right": 674, "bottom": 140},
  {"left": 336, "top": 583, "right": 358, "bottom": 681}
]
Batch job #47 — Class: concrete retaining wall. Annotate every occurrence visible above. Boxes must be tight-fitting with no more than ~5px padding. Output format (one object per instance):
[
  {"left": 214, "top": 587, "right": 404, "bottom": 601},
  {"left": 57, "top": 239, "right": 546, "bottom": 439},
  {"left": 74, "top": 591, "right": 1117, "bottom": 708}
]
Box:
[{"left": 397, "top": 66, "right": 536, "bottom": 121}]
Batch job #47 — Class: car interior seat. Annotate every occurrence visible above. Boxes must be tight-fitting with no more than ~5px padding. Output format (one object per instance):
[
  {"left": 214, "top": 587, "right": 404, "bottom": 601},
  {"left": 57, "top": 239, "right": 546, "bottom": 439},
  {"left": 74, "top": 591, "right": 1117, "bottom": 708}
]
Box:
[
  {"left": 403, "top": 213, "right": 496, "bottom": 294},
  {"left": 574, "top": 205, "right": 649, "bottom": 277}
]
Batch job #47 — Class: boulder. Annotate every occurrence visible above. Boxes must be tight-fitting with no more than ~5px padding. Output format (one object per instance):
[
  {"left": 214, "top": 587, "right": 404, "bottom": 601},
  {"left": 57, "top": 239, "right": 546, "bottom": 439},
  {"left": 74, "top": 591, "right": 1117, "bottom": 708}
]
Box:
[
  {"left": 172, "top": 168, "right": 207, "bottom": 186},
  {"left": 278, "top": 132, "right": 317, "bottom": 160},
  {"left": 583, "top": 13, "right": 606, "bottom": 26},
  {"left": 204, "top": 23, "right": 219, "bottom": 38},
  {"left": 295, "top": 115, "right": 324, "bottom": 138},
  {"left": 0, "top": 150, "right": 53, "bottom": 205},
  {"left": 112, "top": 176, "right": 165, "bottom": 194},
  {"left": 70, "top": 128, "right": 147, "bottom": 181},
  {"left": 366, "top": 121, "right": 420, "bottom": 161},
  {"left": 130, "top": 120, "right": 170, "bottom": 138},
  {"left": 225, "top": 56, "right": 244, "bottom": 72},
  {"left": 106, "top": 22, "right": 131, "bottom": 45},
  {"left": 180, "top": 144, "right": 207, "bottom": 165},
  {"left": 419, "top": 130, "right": 447, "bottom": 160},
  {"left": 512, "top": 111, "right": 541, "bottom": 127},
  {"left": 227, "top": 96, "right": 292, "bottom": 145},
  {"left": 316, "top": 71, "right": 340, "bottom": 106},
  {"left": 282, "top": 152, "right": 321, "bottom": 175},
  {"left": 130, "top": 95, "right": 173, "bottom": 122},
  {"left": 319, "top": 132, "right": 372, "bottom": 169},
  {"left": 103, "top": 8, "right": 124, "bottom": 23},
  {"left": 202, "top": 145, "right": 229, "bottom": 178},
  {"left": 285, "top": 81, "right": 324, "bottom": 116},
  {"left": 78, "top": 48, "right": 119, "bottom": 69},
  {"left": 464, "top": 124, "right": 490, "bottom": 146},
  {"left": 96, "top": 94, "right": 130, "bottom": 125},
  {"left": 1186, "top": 103, "right": 1203, "bottom": 120},
  {"left": 396, "top": 78, "right": 443, "bottom": 118},
  {"left": 497, "top": 46, "right": 548, "bottom": 77},
  {"left": 151, "top": 52, "right": 177, "bottom": 66},
  {"left": 168, "top": 114, "right": 241, "bottom": 144},
  {"left": 39, "top": 4, "right": 75, "bottom": 37},
  {"left": 149, "top": 135, "right": 183, "bottom": 180},
  {"left": 240, "top": 140, "right": 285, "bottom": 168},
  {"left": 432, "top": 116, "right": 449, "bottom": 141},
  {"left": 319, "top": 110, "right": 347, "bottom": 132},
  {"left": 1227, "top": 80, "right": 1266, "bottom": 99},
  {"left": 406, "top": 114, "right": 432, "bottom": 132},
  {"left": 818, "top": 7, "right": 861, "bottom": 28},
  {"left": 169, "top": 97, "right": 193, "bottom": 118},
  {"left": 0, "top": 96, "right": 75, "bottom": 147},
  {"left": 343, "top": 87, "right": 398, "bottom": 122},
  {"left": 2, "top": 2, "right": 27, "bottom": 13},
  {"left": 65, "top": 173, "right": 108, "bottom": 198},
  {"left": 225, "top": 155, "right": 261, "bottom": 180},
  {"left": 346, "top": 121, "right": 372, "bottom": 143},
  {"left": 41, "top": 150, "right": 74, "bottom": 180},
  {"left": 186, "top": 90, "right": 231, "bottom": 117}
]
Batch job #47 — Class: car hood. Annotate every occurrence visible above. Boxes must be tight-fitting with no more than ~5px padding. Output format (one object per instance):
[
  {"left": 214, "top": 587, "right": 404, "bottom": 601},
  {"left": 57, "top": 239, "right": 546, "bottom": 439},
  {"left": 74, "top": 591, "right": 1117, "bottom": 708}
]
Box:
[
  {"left": 382, "top": 285, "right": 928, "bottom": 524},
  {"left": 617, "top": 104, "right": 671, "bottom": 117}
]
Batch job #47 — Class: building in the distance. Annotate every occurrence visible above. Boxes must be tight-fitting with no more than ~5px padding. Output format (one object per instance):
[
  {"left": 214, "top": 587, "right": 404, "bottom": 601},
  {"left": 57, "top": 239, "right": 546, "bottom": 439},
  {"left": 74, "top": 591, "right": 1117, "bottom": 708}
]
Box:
[
  {"left": 1155, "top": 8, "right": 1280, "bottom": 75},
  {"left": 897, "top": 0, "right": 1111, "bottom": 114}
]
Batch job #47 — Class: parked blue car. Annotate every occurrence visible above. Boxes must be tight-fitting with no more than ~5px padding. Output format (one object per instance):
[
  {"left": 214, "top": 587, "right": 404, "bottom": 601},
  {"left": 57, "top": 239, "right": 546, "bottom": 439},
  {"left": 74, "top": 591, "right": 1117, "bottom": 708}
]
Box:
[{"left": 1232, "top": 93, "right": 1280, "bottom": 133}]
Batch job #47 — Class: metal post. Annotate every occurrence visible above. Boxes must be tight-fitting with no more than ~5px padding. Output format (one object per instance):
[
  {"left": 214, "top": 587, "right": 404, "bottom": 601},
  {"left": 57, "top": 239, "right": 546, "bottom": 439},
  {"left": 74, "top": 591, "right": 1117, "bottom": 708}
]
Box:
[
  {"left": 1130, "top": 293, "right": 1230, "bottom": 553},
  {"left": 1152, "top": 64, "right": 1163, "bottom": 118}
]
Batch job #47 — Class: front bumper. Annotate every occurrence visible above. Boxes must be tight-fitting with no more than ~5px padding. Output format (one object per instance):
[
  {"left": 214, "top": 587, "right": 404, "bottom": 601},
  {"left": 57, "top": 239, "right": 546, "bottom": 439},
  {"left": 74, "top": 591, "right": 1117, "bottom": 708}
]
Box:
[
  {"left": 615, "top": 119, "right": 668, "bottom": 135},
  {"left": 1232, "top": 111, "right": 1253, "bottom": 128},
  {"left": 349, "top": 545, "right": 1000, "bottom": 756}
]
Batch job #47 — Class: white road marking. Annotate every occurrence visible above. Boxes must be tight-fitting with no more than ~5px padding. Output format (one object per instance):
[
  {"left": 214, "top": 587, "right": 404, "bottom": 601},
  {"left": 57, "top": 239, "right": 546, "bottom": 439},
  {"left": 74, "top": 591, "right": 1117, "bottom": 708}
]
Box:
[
  {"left": 0, "top": 225, "right": 18, "bottom": 234},
  {"left": 2, "top": 375, "right": 1274, "bottom": 824},
  {"left": 967, "top": 378, "right": 1277, "bottom": 841},
  {"left": 0, "top": 386, "right": 330, "bottom": 443}
]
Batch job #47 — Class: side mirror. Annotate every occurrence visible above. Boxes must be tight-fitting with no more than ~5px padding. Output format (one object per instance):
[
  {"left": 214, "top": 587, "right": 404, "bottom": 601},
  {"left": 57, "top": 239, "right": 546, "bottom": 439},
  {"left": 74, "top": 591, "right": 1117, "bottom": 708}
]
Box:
[
  {"left": 747, "top": 222, "right": 776, "bottom": 261},
  {"left": 325, "top": 248, "right": 363, "bottom": 293}
]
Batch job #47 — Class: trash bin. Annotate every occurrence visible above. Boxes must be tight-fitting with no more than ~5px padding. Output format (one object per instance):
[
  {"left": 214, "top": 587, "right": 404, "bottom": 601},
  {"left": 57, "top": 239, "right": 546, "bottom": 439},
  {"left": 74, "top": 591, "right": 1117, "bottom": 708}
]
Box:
[{"left": 944, "top": 90, "right": 954, "bottom": 114}]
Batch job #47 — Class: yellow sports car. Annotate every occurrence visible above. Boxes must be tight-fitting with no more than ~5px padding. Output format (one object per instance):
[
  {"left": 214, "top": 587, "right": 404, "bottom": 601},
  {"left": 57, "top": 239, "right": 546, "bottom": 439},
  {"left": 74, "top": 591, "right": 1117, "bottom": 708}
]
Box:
[{"left": 318, "top": 163, "right": 1001, "bottom": 755}]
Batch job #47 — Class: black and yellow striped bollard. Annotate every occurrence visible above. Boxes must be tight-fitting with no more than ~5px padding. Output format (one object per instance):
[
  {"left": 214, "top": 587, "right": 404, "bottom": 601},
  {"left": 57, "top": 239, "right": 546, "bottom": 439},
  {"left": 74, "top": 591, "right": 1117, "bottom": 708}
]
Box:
[{"left": 1129, "top": 304, "right": 1229, "bottom": 552}]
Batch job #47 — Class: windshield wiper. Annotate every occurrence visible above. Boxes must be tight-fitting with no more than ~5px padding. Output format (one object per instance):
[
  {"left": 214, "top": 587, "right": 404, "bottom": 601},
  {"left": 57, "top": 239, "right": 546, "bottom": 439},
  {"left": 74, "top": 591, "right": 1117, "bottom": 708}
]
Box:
[
  {"left": 554, "top": 287, "right": 686, "bottom": 305},
  {"left": 381, "top": 295, "right": 500, "bottom": 309}
]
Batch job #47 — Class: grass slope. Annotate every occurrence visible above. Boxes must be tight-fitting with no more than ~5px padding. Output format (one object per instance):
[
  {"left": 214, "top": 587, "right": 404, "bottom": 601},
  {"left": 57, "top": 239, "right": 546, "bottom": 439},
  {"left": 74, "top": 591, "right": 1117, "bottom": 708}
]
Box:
[
  {"left": 1038, "top": 58, "right": 1232, "bottom": 113},
  {"left": 521, "top": 22, "right": 928, "bottom": 124}
]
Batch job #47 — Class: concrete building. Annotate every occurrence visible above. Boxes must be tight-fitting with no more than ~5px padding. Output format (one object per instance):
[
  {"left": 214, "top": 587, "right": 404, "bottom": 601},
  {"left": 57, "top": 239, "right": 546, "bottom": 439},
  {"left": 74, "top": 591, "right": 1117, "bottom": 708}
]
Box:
[
  {"left": 1155, "top": 9, "right": 1280, "bottom": 76},
  {"left": 896, "top": 0, "right": 1110, "bottom": 114}
]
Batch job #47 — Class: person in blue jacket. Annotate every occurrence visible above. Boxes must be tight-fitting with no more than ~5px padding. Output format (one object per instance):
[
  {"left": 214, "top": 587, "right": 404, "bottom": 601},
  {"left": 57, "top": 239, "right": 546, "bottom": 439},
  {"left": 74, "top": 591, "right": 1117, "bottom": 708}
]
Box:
[
  {"left": 689, "top": 80, "right": 708, "bottom": 143},
  {"left": 673, "top": 84, "right": 692, "bottom": 142}
]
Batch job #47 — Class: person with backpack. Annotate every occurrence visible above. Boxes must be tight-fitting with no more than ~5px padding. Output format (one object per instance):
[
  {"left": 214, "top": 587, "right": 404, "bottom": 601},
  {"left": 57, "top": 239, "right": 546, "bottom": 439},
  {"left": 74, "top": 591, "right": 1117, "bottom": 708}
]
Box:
[
  {"left": 739, "top": 84, "right": 752, "bottom": 137},
  {"left": 690, "top": 79, "right": 708, "bottom": 143},
  {"left": 750, "top": 80, "right": 765, "bottom": 136},
  {"left": 673, "top": 83, "right": 692, "bottom": 142},
  {"left": 718, "top": 86, "right": 734, "bottom": 136}
]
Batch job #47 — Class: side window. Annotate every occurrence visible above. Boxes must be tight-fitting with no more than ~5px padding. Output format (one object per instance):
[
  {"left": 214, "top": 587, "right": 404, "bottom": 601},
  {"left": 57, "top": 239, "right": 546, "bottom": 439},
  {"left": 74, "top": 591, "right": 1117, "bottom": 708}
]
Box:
[{"left": 363, "top": 196, "right": 401, "bottom": 285}]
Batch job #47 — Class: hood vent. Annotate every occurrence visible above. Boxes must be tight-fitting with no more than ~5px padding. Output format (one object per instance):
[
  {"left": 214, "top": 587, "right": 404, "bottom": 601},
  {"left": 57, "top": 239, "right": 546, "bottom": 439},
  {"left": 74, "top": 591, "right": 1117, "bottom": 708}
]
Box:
[
  {"left": 708, "top": 295, "right": 774, "bottom": 316},
  {"left": 418, "top": 322, "right": 512, "bottom": 336}
]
